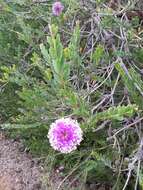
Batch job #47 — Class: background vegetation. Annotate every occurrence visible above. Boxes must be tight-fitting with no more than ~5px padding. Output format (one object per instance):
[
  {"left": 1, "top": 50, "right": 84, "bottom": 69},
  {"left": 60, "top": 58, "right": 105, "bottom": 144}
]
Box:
[{"left": 0, "top": 0, "right": 143, "bottom": 189}]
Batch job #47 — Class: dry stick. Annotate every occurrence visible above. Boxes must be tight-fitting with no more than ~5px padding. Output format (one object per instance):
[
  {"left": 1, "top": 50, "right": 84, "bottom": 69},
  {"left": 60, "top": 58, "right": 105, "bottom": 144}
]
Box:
[
  {"left": 93, "top": 120, "right": 110, "bottom": 132},
  {"left": 57, "top": 163, "right": 81, "bottom": 190},
  {"left": 32, "top": 0, "right": 49, "bottom": 3},
  {"left": 90, "top": 65, "right": 114, "bottom": 94},
  {"left": 112, "top": 157, "right": 124, "bottom": 190},
  {"left": 134, "top": 160, "right": 141, "bottom": 190},
  {"left": 113, "top": 48, "right": 143, "bottom": 97},
  {"left": 89, "top": 56, "right": 118, "bottom": 113},
  {"left": 67, "top": 171, "right": 84, "bottom": 189},
  {"left": 83, "top": 65, "right": 114, "bottom": 100},
  {"left": 113, "top": 135, "right": 121, "bottom": 154},
  {"left": 91, "top": 96, "right": 109, "bottom": 114},
  {"left": 112, "top": 75, "right": 121, "bottom": 97},
  {"left": 122, "top": 166, "right": 133, "bottom": 190},
  {"left": 108, "top": 0, "right": 143, "bottom": 20},
  {"left": 107, "top": 117, "right": 143, "bottom": 141},
  {"left": 57, "top": 154, "right": 91, "bottom": 190},
  {"left": 123, "top": 138, "right": 143, "bottom": 190},
  {"left": 123, "top": 152, "right": 138, "bottom": 189},
  {"left": 117, "top": 16, "right": 143, "bottom": 93}
]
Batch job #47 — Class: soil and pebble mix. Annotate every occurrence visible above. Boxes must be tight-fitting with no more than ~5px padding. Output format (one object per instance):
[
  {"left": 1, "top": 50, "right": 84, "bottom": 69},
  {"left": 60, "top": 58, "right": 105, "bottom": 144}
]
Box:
[{"left": 0, "top": 133, "right": 43, "bottom": 190}]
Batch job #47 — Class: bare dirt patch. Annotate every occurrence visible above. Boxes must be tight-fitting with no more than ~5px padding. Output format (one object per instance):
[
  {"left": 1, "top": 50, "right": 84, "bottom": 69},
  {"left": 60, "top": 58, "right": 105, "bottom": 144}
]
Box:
[
  {"left": 0, "top": 133, "right": 43, "bottom": 190},
  {"left": 0, "top": 133, "right": 111, "bottom": 190}
]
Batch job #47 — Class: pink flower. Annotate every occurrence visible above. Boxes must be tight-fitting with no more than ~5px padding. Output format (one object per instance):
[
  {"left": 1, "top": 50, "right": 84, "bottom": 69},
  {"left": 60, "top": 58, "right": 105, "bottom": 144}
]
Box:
[
  {"left": 52, "top": 1, "right": 64, "bottom": 16},
  {"left": 48, "top": 118, "right": 83, "bottom": 153}
]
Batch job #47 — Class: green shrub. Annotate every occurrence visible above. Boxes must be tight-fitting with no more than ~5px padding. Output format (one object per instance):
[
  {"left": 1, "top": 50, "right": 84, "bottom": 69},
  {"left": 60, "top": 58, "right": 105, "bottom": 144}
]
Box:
[{"left": 0, "top": 0, "right": 143, "bottom": 189}]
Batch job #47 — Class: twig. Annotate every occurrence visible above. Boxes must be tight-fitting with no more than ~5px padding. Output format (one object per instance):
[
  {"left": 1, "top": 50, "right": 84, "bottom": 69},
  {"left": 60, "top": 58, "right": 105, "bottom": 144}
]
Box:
[{"left": 107, "top": 117, "right": 143, "bottom": 141}]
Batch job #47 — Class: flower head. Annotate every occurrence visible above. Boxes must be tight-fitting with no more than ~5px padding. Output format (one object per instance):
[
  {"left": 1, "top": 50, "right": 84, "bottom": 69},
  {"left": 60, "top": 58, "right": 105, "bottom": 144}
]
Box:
[
  {"left": 52, "top": 1, "right": 64, "bottom": 16},
  {"left": 48, "top": 118, "right": 83, "bottom": 153}
]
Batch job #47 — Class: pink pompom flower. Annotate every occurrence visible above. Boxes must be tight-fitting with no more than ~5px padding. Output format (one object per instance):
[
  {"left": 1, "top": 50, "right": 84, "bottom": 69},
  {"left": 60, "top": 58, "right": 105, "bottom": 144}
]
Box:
[
  {"left": 48, "top": 118, "right": 83, "bottom": 153},
  {"left": 52, "top": 1, "right": 64, "bottom": 16}
]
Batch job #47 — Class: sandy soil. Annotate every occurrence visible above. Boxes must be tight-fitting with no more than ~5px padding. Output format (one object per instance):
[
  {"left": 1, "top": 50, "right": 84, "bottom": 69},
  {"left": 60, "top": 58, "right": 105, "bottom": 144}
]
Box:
[
  {"left": 0, "top": 133, "right": 43, "bottom": 190},
  {"left": 0, "top": 132, "right": 111, "bottom": 190}
]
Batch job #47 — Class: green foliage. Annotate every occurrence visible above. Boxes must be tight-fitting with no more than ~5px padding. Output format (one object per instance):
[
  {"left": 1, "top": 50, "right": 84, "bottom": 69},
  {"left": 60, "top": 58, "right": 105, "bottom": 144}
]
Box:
[
  {"left": 89, "top": 104, "right": 138, "bottom": 128},
  {"left": 0, "top": 0, "right": 143, "bottom": 189},
  {"left": 133, "top": 48, "right": 143, "bottom": 63},
  {"left": 84, "top": 160, "right": 113, "bottom": 184},
  {"left": 139, "top": 169, "right": 143, "bottom": 189},
  {"left": 92, "top": 44, "right": 104, "bottom": 65},
  {"left": 0, "top": 83, "right": 20, "bottom": 121},
  {"left": 115, "top": 62, "right": 143, "bottom": 109},
  {"left": 40, "top": 24, "right": 70, "bottom": 86},
  {"left": 60, "top": 87, "right": 90, "bottom": 117},
  {"left": 68, "top": 22, "right": 81, "bottom": 65}
]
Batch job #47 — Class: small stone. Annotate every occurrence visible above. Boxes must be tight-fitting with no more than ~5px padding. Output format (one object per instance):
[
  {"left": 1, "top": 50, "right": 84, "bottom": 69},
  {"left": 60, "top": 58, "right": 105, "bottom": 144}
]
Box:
[
  {"left": 19, "top": 145, "right": 25, "bottom": 152},
  {"left": 32, "top": 182, "right": 42, "bottom": 190},
  {"left": 90, "top": 183, "right": 97, "bottom": 190},
  {"left": 15, "top": 168, "right": 22, "bottom": 173}
]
